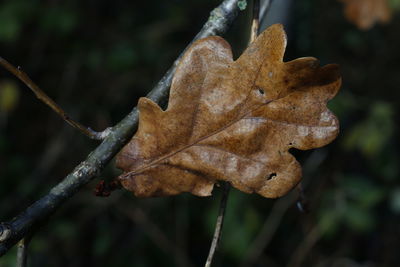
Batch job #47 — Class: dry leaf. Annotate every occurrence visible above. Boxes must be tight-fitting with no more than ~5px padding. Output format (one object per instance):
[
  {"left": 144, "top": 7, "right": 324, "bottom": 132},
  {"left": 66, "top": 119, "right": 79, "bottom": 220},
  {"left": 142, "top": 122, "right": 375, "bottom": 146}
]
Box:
[
  {"left": 115, "top": 24, "right": 341, "bottom": 198},
  {"left": 340, "top": 0, "right": 392, "bottom": 30}
]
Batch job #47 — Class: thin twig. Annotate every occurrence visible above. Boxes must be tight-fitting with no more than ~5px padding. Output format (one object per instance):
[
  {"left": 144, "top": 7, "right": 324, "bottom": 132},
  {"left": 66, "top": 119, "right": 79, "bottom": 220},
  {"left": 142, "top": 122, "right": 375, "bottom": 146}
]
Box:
[
  {"left": 250, "top": 0, "right": 260, "bottom": 43},
  {"left": 205, "top": 183, "right": 230, "bottom": 267},
  {"left": 16, "top": 235, "right": 31, "bottom": 267},
  {"left": 0, "top": 57, "right": 109, "bottom": 140},
  {"left": 0, "top": 0, "right": 243, "bottom": 257}
]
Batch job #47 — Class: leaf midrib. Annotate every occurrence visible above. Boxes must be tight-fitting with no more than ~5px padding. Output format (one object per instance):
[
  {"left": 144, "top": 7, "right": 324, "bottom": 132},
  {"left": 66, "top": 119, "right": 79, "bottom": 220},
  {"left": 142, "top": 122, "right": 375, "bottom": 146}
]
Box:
[{"left": 121, "top": 103, "right": 267, "bottom": 177}]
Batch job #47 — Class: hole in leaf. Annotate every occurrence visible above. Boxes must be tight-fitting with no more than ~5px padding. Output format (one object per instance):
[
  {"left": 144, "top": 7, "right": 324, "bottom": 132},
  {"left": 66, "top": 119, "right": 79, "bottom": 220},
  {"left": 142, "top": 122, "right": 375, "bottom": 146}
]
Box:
[
  {"left": 267, "top": 173, "right": 277, "bottom": 180},
  {"left": 257, "top": 88, "right": 265, "bottom": 95}
]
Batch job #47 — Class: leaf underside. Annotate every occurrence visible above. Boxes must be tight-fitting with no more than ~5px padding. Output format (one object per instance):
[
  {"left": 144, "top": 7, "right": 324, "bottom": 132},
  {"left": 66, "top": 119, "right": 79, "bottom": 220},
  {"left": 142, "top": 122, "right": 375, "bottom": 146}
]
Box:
[{"left": 115, "top": 24, "right": 341, "bottom": 198}]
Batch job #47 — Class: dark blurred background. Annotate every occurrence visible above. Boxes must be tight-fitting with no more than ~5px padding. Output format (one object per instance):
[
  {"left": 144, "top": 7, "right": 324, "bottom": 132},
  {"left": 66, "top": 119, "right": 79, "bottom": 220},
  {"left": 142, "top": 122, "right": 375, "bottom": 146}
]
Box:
[{"left": 1, "top": 0, "right": 400, "bottom": 266}]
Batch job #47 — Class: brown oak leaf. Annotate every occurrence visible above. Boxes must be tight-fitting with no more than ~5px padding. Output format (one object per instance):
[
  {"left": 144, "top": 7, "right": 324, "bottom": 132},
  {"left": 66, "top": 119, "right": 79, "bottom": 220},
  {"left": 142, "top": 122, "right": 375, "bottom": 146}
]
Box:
[
  {"left": 115, "top": 24, "right": 341, "bottom": 198},
  {"left": 340, "top": 0, "right": 392, "bottom": 30}
]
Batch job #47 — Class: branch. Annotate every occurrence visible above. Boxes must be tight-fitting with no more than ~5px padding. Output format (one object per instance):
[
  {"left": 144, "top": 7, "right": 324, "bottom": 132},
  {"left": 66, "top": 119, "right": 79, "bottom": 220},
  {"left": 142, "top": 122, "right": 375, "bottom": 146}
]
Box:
[
  {"left": 0, "top": 0, "right": 243, "bottom": 256},
  {"left": 0, "top": 57, "right": 108, "bottom": 140},
  {"left": 204, "top": 183, "right": 230, "bottom": 267}
]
